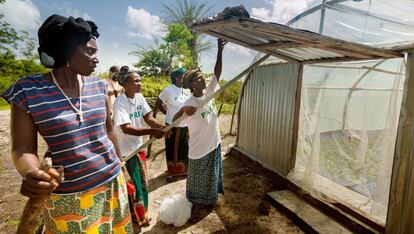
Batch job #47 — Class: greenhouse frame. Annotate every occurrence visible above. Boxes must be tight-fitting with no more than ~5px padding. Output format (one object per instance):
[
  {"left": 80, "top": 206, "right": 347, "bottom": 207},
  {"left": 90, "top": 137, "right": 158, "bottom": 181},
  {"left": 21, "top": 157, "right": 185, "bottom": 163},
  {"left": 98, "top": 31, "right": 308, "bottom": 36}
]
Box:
[{"left": 193, "top": 1, "right": 414, "bottom": 233}]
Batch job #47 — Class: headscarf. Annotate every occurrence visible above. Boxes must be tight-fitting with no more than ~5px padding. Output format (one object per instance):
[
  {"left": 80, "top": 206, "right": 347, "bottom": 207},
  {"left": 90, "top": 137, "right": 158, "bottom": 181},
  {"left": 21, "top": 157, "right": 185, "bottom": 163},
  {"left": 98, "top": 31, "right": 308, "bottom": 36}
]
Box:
[
  {"left": 37, "top": 14, "right": 100, "bottom": 68},
  {"left": 170, "top": 67, "right": 187, "bottom": 84},
  {"left": 113, "top": 66, "right": 139, "bottom": 86},
  {"left": 183, "top": 69, "right": 203, "bottom": 89}
]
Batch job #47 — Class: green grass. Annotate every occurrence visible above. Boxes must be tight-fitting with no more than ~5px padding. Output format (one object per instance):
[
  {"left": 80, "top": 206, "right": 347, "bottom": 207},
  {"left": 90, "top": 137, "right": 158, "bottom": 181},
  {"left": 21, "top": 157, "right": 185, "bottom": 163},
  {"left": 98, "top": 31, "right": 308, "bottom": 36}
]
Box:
[
  {"left": 217, "top": 102, "right": 236, "bottom": 115},
  {"left": 0, "top": 99, "right": 10, "bottom": 110},
  {"left": 318, "top": 130, "right": 384, "bottom": 187},
  {"left": 8, "top": 219, "right": 20, "bottom": 227}
]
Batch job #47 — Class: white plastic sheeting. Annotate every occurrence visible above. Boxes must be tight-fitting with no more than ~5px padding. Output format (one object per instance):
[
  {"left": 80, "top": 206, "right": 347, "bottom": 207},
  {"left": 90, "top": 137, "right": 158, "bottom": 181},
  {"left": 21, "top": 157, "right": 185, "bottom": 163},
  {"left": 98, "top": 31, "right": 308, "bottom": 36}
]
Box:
[
  {"left": 289, "top": 58, "right": 405, "bottom": 224},
  {"left": 289, "top": 0, "right": 414, "bottom": 45},
  {"left": 284, "top": 0, "right": 412, "bottom": 225}
]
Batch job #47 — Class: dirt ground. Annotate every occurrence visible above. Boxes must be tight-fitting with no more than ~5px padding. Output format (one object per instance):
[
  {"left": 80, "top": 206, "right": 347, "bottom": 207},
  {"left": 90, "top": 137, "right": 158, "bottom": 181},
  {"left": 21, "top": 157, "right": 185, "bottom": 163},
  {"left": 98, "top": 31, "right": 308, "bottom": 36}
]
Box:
[{"left": 0, "top": 110, "right": 302, "bottom": 234}]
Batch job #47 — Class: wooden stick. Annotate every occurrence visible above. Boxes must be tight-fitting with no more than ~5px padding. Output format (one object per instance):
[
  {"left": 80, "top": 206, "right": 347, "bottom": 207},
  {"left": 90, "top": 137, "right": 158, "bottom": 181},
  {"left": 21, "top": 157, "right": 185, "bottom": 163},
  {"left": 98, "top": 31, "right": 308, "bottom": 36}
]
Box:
[
  {"left": 17, "top": 158, "right": 52, "bottom": 234},
  {"left": 122, "top": 54, "right": 271, "bottom": 163},
  {"left": 229, "top": 96, "right": 238, "bottom": 135}
]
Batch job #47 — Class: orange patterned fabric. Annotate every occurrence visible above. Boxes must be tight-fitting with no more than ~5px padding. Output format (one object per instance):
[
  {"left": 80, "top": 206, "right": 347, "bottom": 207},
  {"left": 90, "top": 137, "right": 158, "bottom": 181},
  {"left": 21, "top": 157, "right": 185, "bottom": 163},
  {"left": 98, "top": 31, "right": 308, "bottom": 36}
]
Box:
[{"left": 43, "top": 173, "right": 133, "bottom": 233}]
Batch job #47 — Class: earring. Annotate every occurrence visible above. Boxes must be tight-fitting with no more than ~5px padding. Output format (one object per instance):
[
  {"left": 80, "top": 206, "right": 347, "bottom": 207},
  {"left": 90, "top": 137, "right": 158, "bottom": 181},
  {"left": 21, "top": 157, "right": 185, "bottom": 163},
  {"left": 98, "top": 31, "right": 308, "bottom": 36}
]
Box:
[{"left": 66, "top": 61, "right": 70, "bottom": 67}]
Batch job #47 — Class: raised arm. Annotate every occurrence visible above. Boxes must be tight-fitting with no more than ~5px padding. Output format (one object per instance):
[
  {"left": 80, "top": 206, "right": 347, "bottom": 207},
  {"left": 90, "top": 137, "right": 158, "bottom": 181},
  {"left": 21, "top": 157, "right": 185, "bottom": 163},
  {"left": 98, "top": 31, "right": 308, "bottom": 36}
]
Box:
[{"left": 214, "top": 39, "right": 227, "bottom": 82}]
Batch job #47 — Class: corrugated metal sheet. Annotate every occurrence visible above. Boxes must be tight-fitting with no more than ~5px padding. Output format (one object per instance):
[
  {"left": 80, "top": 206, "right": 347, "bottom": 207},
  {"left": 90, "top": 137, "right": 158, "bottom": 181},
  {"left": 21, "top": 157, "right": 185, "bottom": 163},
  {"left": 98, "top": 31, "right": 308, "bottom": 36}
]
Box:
[
  {"left": 192, "top": 18, "right": 402, "bottom": 64},
  {"left": 237, "top": 63, "right": 300, "bottom": 176}
]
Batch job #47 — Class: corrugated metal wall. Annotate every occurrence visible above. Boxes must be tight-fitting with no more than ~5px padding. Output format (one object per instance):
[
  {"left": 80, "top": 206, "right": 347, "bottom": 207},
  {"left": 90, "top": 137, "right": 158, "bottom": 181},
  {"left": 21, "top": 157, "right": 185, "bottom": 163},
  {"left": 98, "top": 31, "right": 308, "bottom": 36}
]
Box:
[{"left": 237, "top": 63, "right": 300, "bottom": 176}]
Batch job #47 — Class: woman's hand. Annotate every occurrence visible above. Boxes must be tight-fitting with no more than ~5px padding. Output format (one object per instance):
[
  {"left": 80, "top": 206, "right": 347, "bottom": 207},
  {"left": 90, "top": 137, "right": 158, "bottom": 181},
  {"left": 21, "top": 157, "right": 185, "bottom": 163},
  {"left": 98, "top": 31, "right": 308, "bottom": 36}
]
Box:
[
  {"left": 218, "top": 38, "right": 227, "bottom": 50},
  {"left": 183, "top": 106, "right": 197, "bottom": 116},
  {"left": 21, "top": 168, "right": 62, "bottom": 200},
  {"left": 151, "top": 128, "right": 165, "bottom": 139}
]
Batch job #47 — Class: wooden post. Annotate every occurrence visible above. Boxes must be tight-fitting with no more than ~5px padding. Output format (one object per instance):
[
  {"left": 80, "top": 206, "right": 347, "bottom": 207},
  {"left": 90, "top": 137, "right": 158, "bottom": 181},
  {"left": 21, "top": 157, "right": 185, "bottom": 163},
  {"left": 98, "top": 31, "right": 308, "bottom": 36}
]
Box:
[
  {"left": 386, "top": 51, "right": 414, "bottom": 233},
  {"left": 289, "top": 64, "right": 304, "bottom": 171},
  {"left": 229, "top": 96, "right": 238, "bottom": 135}
]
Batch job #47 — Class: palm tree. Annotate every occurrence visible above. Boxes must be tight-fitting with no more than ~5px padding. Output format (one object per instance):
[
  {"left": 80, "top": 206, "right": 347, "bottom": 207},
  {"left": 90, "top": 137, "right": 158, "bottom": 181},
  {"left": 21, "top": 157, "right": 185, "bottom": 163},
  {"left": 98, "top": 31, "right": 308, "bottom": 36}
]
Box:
[{"left": 162, "top": 0, "right": 213, "bottom": 66}]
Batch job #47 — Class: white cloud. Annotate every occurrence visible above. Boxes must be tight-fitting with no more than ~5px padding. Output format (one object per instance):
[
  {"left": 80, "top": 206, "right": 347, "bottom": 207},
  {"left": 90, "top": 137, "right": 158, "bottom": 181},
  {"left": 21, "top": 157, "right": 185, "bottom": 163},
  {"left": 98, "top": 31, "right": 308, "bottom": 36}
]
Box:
[
  {"left": 95, "top": 43, "right": 136, "bottom": 74},
  {"left": 226, "top": 43, "right": 253, "bottom": 56},
  {"left": 251, "top": 0, "right": 309, "bottom": 24},
  {"left": 54, "top": 3, "right": 93, "bottom": 20},
  {"left": 111, "top": 42, "right": 120, "bottom": 50},
  {"left": 125, "top": 6, "right": 164, "bottom": 40},
  {"left": 0, "top": 0, "right": 41, "bottom": 31}
]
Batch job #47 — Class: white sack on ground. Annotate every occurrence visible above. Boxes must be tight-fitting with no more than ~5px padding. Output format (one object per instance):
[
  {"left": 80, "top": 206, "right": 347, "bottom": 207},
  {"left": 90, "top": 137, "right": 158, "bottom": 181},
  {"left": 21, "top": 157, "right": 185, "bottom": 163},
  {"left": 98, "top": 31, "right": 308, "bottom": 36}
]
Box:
[{"left": 159, "top": 193, "right": 193, "bottom": 227}]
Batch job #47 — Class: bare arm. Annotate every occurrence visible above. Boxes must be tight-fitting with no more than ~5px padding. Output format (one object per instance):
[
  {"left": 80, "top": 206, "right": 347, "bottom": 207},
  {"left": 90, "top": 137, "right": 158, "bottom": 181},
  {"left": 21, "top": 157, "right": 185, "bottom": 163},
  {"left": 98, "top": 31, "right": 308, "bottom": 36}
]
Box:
[
  {"left": 214, "top": 39, "right": 227, "bottom": 82},
  {"left": 153, "top": 98, "right": 166, "bottom": 118},
  {"left": 105, "top": 97, "right": 122, "bottom": 161},
  {"left": 11, "top": 104, "right": 59, "bottom": 199},
  {"left": 173, "top": 106, "right": 197, "bottom": 122},
  {"left": 144, "top": 112, "right": 165, "bottom": 129}
]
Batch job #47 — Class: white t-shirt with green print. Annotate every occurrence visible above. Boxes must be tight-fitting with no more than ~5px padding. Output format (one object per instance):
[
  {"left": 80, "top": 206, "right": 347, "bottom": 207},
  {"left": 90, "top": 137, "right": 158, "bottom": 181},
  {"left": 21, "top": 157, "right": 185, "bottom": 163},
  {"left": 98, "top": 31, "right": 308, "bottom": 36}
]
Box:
[
  {"left": 113, "top": 93, "right": 151, "bottom": 157},
  {"left": 181, "top": 76, "right": 221, "bottom": 159}
]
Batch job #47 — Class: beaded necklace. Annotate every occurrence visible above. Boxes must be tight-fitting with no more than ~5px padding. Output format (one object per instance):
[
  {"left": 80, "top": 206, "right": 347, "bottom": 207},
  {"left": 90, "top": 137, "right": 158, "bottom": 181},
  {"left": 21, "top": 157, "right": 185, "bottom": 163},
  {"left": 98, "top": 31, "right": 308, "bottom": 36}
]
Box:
[{"left": 51, "top": 71, "right": 84, "bottom": 122}]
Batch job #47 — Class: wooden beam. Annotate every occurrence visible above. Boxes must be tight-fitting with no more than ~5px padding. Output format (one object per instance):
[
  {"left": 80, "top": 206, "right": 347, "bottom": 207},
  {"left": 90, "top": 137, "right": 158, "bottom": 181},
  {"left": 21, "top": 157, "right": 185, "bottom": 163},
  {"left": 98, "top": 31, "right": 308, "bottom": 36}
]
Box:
[
  {"left": 239, "top": 26, "right": 379, "bottom": 60},
  {"left": 303, "top": 56, "right": 383, "bottom": 64},
  {"left": 252, "top": 41, "right": 310, "bottom": 49},
  {"left": 289, "top": 64, "right": 303, "bottom": 171},
  {"left": 314, "top": 45, "right": 373, "bottom": 59},
  {"left": 384, "top": 42, "right": 414, "bottom": 53},
  {"left": 198, "top": 29, "right": 302, "bottom": 63},
  {"left": 386, "top": 50, "right": 414, "bottom": 234},
  {"left": 193, "top": 18, "right": 403, "bottom": 59},
  {"left": 240, "top": 20, "right": 403, "bottom": 58}
]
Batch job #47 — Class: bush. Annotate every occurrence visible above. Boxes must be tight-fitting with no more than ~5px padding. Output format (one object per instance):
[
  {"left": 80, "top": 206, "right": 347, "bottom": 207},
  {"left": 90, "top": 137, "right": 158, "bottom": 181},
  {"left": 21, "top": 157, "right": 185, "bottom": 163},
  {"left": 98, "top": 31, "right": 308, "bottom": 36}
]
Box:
[{"left": 141, "top": 75, "right": 171, "bottom": 97}]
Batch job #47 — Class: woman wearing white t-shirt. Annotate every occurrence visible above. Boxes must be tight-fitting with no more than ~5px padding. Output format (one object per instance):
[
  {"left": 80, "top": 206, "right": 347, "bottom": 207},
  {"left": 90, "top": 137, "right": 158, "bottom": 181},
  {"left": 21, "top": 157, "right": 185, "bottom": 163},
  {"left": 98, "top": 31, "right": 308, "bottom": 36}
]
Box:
[
  {"left": 154, "top": 67, "right": 191, "bottom": 181},
  {"left": 113, "top": 66, "right": 168, "bottom": 226},
  {"left": 173, "top": 39, "right": 226, "bottom": 206}
]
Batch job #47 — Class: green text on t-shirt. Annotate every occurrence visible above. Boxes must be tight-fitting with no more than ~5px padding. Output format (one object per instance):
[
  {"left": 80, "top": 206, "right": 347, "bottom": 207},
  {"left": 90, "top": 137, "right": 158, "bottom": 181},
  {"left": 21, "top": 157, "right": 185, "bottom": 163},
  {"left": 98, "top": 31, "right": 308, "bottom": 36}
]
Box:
[
  {"left": 201, "top": 102, "right": 216, "bottom": 119},
  {"left": 129, "top": 105, "right": 144, "bottom": 119}
]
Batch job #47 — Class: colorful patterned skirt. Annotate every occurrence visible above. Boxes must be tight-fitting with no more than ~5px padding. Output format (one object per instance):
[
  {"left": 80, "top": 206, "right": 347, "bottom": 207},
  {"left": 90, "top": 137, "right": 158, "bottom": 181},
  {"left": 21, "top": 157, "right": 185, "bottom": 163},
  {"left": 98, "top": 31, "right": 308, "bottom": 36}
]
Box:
[
  {"left": 125, "top": 151, "right": 149, "bottom": 225},
  {"left": 43, "top": 172, "right": 133, "bottom": 234},
  {"left": 186, "top": 145, "right": 223, "bottom": 205},
  {"left": 165, "top": 126, "right": 189, "bottom": 177}
]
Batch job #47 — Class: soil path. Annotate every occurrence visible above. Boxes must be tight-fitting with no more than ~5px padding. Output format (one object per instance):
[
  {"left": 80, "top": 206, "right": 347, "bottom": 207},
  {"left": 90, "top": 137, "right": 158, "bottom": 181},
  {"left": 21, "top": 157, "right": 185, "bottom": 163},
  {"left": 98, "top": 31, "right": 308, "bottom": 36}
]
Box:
[{"left": 0, "top": 110, "right": 302, "bottom": 233}]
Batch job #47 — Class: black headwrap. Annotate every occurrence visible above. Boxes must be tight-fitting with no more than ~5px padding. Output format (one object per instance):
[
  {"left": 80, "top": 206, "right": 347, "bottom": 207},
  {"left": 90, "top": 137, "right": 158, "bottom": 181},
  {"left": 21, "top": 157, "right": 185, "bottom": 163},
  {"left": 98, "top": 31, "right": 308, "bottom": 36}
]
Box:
[
  {"left": 183, "top": 69, "right": 203, "bottom": 89},
  {"left": 113, "top": 66, "right": 139, "bottom": 86},
  {"left": 38, "top": 14, "right": 100, "bottom": 68}
]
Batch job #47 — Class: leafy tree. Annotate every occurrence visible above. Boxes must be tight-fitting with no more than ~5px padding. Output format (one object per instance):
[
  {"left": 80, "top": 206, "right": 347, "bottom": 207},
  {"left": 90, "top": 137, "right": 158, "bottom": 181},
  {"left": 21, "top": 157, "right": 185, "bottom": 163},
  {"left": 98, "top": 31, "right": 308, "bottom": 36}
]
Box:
[
  {"left": 0, "top": 1, "right": 48, "bottom": 96},
  {"left": 134, "top": 47, "right": 171, "bottom": 77},
  {"left": 131, "top": 23, "right": 196, "bottom": 76},
  {"left": 162, "top": 0, "right": 213, "bottom": 65},
  {"left": 162, "top": 23, "right": 195, "bottom": 68},
  {"left": 0, "top": 15, "right": 19, "bottom": 53}
]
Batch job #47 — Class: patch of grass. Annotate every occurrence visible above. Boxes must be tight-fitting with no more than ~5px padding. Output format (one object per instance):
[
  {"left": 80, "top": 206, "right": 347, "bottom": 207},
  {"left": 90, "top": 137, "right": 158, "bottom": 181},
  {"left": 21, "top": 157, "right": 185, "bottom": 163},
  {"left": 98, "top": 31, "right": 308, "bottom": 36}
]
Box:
[
  {"left": 8, "top": 219, "right": 20, "bottom": 227},
  {"left": 218, "top": 102, "right": 236, "bottom": 115},
  {"left": 0, "top": 99, "right": 10, "bottom": 110}
]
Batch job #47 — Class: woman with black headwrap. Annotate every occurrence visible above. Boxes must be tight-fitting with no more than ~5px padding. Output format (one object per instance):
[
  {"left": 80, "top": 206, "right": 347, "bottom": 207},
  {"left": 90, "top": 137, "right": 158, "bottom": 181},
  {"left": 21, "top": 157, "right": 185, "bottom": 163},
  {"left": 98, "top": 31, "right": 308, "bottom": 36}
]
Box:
[{"left": 1, "top": 15, "right": 133, "bottom": 233}]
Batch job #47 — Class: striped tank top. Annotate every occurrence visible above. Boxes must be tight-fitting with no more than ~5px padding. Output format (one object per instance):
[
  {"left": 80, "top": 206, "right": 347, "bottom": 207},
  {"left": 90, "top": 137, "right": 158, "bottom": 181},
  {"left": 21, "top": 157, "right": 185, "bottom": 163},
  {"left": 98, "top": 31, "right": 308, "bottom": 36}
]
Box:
[{"left": 1, "top": 74, "right": 121, "bottom": 194}]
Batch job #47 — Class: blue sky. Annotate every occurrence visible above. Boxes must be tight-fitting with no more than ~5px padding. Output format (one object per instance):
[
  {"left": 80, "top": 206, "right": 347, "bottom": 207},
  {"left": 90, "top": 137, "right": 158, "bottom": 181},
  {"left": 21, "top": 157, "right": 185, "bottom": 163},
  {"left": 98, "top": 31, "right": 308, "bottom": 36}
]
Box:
[{"left": 0, "top": 0, "right": 313, "bottom": 80}]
